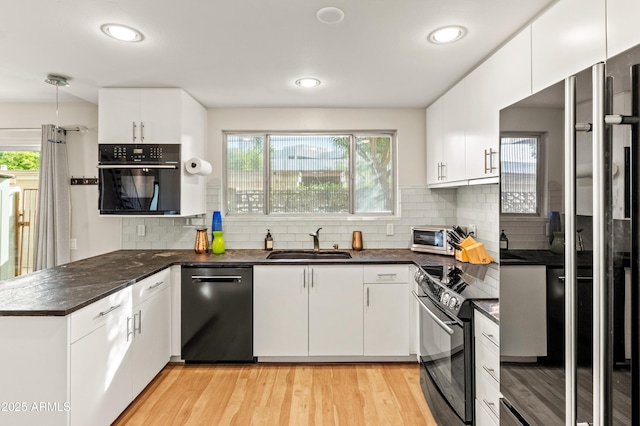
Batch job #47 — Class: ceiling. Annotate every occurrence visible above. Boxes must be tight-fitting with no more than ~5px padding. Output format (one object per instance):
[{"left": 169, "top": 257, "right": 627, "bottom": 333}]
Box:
[{"left": 2, "top": 0, "right": 557, "bottom": 109}]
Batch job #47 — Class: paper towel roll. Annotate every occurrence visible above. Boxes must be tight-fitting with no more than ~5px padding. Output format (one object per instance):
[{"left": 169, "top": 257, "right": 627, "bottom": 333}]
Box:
[{"left": 185, "top": 158, "right": 212, "bottom": 176}]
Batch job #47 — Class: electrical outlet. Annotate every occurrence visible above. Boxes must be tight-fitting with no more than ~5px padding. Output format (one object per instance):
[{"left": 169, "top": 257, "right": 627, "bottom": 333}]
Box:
[
  {"left": 386, "top": 223, "right": 394, "bottom": 236},
  {"left": 468, "top": 224, "right": 476, "bottom": 236},
  {"left": 137, "top": 225, "right": 146, "bottom": 236},
  {"left": 70, "top": 239, "right": 77, "bottom": 250}
]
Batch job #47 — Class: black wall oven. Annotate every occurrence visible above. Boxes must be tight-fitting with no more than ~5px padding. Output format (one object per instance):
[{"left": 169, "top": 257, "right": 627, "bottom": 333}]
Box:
[{"left": 98, "top": 143, "right": 181, "bottom": 215}]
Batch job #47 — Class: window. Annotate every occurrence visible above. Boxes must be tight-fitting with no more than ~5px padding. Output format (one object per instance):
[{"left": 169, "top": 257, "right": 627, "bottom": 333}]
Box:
[
  {"left": 500, "top": 134, "right": 541, "bottom": 214},
  {"left": 225, "top": 132, "right": 395, "bottom": 215}
]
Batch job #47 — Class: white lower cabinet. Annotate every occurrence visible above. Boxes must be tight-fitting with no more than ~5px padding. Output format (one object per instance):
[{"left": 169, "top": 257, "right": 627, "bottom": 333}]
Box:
[
  {"left": 131, "top": 269, "right": 171, "bottom": 397},
  {"left": 308, "top": 266, "right": 364, "bottom": 356},
  {"left": 474, "top": 310, "right": 500, "bottom": 426},
  {"left": 254, "top": 264, "right": 364, "bottom": 357},
  {"left": 70, "top": 287, "right": 134, "bottom": 426},
  {"left": 253, "top": 265, "right": 310, "bottom": 356},
  {"left": 363, "top": 265, "right": 410, "bottom": 356}
]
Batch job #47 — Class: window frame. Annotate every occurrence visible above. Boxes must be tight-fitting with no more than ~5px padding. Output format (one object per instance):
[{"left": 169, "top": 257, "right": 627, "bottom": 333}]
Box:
[
  {"left": 223, "top": 130, "right": 397, "bottom": 217},
  {"left": 499, "top": 132, "right": 544, "bottom": 217}
]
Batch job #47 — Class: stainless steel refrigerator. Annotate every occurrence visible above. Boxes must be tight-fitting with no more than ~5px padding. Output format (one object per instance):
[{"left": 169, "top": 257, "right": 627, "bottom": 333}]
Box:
[{"left": 499, "top": 43, "right": 639, "bottom": 425}]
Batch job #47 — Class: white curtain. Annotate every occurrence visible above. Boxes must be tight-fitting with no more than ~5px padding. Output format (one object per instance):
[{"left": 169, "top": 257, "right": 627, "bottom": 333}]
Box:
[{"left": 34, "top": 124, "right": 70, "bottom": 270}]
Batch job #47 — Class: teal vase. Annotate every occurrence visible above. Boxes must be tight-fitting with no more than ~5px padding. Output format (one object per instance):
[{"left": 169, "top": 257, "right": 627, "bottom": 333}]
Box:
[{"left": 212, "top": 231, "right": 225, "bottom": 254}]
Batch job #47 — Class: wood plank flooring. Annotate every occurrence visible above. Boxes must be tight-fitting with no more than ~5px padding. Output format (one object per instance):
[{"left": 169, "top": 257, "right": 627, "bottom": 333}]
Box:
[{"left": 113, "top": 363, "right": 437, "bottom": 426}]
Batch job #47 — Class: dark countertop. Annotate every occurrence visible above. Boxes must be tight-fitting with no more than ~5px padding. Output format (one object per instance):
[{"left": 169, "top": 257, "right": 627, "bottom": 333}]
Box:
[
  {"left": 0, "top": 249, "right": 464, "bottom": 316},
  {"left": 499, "top": 249, "right": 594, "bottom": 268},
  {"left": 473, "top": 300, "right": 499, "bottom": 324}
]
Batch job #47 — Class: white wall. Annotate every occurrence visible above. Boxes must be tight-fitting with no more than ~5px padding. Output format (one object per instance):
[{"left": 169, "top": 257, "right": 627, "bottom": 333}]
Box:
[{"left": 0, "top": 102, "right": 121, "bottom": 262}]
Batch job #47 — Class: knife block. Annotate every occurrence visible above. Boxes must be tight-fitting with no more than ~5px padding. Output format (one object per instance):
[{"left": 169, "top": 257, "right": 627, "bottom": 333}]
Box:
[{"left": 455, "top": 236, "right": 494, "bottom": 264}]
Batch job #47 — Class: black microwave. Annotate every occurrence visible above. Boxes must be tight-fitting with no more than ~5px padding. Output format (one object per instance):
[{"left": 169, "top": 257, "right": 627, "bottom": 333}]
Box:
[
  {"left": 98, "top": 143, "right": 181, "bottom": 215},
  {"left": 410, "top": 226, "right": 456, "bottom": 256}
]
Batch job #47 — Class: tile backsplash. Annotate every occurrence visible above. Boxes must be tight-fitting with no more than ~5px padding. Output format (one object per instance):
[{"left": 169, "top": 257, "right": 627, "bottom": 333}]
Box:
[{"left": 121, "top": 183, "right": 499, "bottom": 253}]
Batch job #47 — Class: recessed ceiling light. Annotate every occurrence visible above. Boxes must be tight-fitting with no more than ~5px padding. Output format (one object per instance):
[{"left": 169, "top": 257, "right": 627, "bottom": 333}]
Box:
[
  {"left": 316, "top": 7, "right": 345, "bottom": 24},
  {"left": 101, "top": 23, "right": 144, "bottom": 42},
  {"left": 428, "top": 26, "right": 467, "bottom": 44},
  {"left": 295, "top": 78, "right": 321, "bottom": 88}
]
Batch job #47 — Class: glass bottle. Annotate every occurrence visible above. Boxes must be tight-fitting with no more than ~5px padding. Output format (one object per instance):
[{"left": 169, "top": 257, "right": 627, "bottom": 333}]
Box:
[{"left": 500, "top": 230, "right": 509, "bottom": 250}]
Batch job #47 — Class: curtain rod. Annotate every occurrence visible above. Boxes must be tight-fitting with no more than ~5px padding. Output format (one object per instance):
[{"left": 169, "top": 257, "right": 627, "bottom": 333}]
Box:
[{"left": 0, "top": 126, "right": 87, "bottom": 132}]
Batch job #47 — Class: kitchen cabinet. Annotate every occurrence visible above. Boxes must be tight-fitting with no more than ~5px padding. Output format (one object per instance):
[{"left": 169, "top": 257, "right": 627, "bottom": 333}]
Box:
[
  {"left": 607, "top": 0, "right": 640, "bottom": 58},
  {"left": 70, "top": 287, "right": 134, "bottom": 426},
  {"left": 309, "top": 265, "right": 363, "bottom": 356},
  {"left": 99, "top": 89, "right": 182, "bottom": 144},
  {"left": 254, "top": 265, "right": 363, "bottom": 357},
  {"left": 0, "top": 268, "right": 172, "bottom": 426},
  {"left": 70, "top": 267, "right": 171, "bottom": 426},
  {"left": 531, "top": 0, "right": 606, "bottom": 94},
  {"left": 426, "top": 84, "right": 467, "bottom": 187},
  {"left": 363, "top": 265, "right": 410, "bottom": 356},
  {"left": 98, "top": 88, "right": 206, "bottom": 161},
  {"left": 131, "top": 268, "right": 171, "bottom": 396},
  {"left": 500, "top": 265, "right": 547, "bottom": 358},
  {"left": 474, "top": 310, "right": 500, "bottom": 426},
  {"left": 464, "top": 28, "right": 532, "bottom": 183}
]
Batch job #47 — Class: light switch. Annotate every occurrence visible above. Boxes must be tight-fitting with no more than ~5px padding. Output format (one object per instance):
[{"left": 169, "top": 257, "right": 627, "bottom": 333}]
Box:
[
  {"left": 137, "top": 225, "right": 146, "bottom": 236},
  {"left": 386, "top": 223, "right": 394, "bottom": 236}
]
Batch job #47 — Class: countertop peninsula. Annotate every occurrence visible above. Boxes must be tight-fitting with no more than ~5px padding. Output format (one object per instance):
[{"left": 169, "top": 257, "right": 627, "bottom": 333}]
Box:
[{"left": 0, "top": 249, "right": 466, "bottom": 316}]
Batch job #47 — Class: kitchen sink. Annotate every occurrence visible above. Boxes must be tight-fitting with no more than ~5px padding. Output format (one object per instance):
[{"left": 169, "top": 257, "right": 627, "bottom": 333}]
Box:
[{"left": 266, "top": 250, "right": 352, "bottom": 260}]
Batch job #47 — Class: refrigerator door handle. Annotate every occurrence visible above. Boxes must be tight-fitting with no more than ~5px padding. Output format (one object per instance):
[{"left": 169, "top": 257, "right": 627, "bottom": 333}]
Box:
[
  {"left": 564, "top": 74, "right": 578, "bottom": 426},
  {"left": 603, "top": 63, "right": 640, "bottom": 426}
]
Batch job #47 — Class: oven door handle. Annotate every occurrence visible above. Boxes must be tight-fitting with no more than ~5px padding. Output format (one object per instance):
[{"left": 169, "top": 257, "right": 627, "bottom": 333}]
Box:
[
  {"left": 412, "top": 291, "right": 455, "bottom": 335},
  {"left": 97, "top": 164, "right": 178, "bottom": 169}
]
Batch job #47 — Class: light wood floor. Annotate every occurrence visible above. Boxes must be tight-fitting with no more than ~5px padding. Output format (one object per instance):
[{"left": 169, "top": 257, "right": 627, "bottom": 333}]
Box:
[{"left": 113, "top": 362, "right": 437, "bottom": 426}]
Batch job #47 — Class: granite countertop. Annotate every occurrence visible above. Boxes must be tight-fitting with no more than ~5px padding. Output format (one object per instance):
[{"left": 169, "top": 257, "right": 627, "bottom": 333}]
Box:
[
  {"left": 0, "top": 249, "right": 466, "bottom": 316},
  {"left": 499, "top": 249, "right": 594, "bottom": 267}
]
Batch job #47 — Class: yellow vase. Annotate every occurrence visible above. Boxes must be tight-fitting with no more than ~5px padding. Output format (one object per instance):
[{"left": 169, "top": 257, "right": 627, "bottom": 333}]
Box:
[{"left": 212, "top": 231, "right": 225, "bottom": 254}]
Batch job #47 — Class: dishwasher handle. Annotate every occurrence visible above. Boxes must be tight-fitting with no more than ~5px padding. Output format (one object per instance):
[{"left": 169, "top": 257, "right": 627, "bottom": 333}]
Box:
[{"left": 191, "top": 275, "right": 243, "bottom": 282}]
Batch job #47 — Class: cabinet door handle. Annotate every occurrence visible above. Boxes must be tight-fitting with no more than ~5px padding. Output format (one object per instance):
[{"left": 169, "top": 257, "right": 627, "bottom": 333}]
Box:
[
  {"left": 377, "top": 273, "right": 397, "bottom": 278},
  {"left": 311, "top": 269, "right": 314, "bottom": 288},
  {"left": 98, "top": 304, "right": 121, "bottom": 317},
  {"left": 140, "top": 121, "right": 145, "bottom": 142},
  {"left": 482, "top": 364, "right": 499, "bottom": 382},
  {"left": 303, "top": 269, "right": 306, "bottom": 288},
  {"left": 482, "top": 398, "right": 499, "bottom": 418},
  {"left": 148, "top": 281, "right": 164, "bottom": 290},
  {"left": 366, "top": 287, "right": 370, "bottom": 307},
  {"left": 441, "top": 162, "right": 446, "bottom": 180},
  {"left": 127, "top": 316, "right": 134, "bottom": 342},
  {"left": 481, "top": 331, "right": 499, "bottom": 348},
  {"left": 132, "top": 121, "right": 137, "bottom": 142},
  {"left": 484, "top": 148, "right": 497, "bottom": 174},
  {"left": 134, "top": 309, "right": 142, "bottom": 334}
]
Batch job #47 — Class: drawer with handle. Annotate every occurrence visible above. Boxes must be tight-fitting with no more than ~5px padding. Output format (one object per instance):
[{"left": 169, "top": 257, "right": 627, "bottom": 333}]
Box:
[
  {"left": 70, "top": 287, "right": 132, "bottom": 343},
  {"left": 363, "top": 265, "right": 409, "bottom": 283},
  {"left": 133, "top": 268, "right": 170, "bottom": 306}
]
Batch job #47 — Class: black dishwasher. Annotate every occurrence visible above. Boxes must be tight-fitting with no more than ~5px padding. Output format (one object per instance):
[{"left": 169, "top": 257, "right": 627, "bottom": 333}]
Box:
[{"left": 181, "top": 266, "right": 254, "bottom": 362}]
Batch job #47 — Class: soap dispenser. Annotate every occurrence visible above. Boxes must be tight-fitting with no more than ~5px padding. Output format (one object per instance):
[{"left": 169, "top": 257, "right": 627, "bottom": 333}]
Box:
[
  {"left": 500, "top": 230, "right": 509, "bottom": 250},
  {"left": 264, "top": 229, "right": 273, "bottom": 251}
]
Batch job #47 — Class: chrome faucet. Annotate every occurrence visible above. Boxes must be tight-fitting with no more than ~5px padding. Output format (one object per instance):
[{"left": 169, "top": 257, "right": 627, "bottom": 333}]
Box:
[{"left": 309, "top": 227, "right": 322, "bottom": 251}]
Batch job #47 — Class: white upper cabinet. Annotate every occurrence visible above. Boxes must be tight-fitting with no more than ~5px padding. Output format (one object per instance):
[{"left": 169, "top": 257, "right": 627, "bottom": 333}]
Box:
[
  {"left": 607, "top": 0, "right": 640, "bottom": 58},
  {"left": 531, "top": 0, "right": 606, "bottom": 94},
  {"left": 427, "top": 84, "right": 466, "bottom": 187},
  {"left": 99, "top": 88, "right": 205, "bottom": 148}
]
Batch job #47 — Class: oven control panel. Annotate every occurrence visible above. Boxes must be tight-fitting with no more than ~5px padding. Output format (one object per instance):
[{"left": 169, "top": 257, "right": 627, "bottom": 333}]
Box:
[
  {"left": 414, "top": 267, "right": 466, "bottom": 315},
  {"left": 98, "top": 143, "right": 180, "bottom": 164}
]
